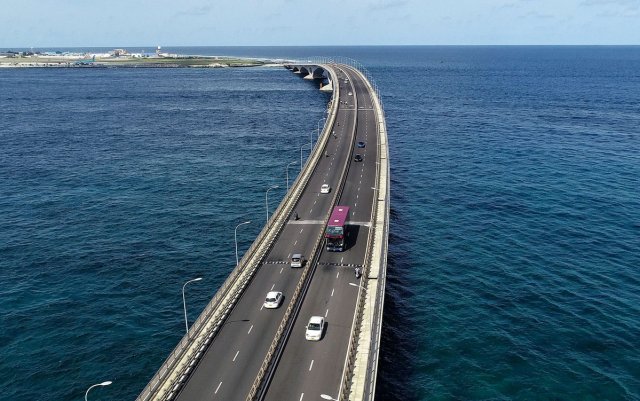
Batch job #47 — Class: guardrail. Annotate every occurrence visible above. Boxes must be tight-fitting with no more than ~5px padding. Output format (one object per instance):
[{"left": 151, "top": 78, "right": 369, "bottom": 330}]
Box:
[
  {"left": 300, "top": 57, "right": 383, "bottom": 113},
  {"left": 135, "top": 63, "right": 341, "bottom": 401},
  {"left": 246, "top": 64, "right": 360, "bottom": 401}
]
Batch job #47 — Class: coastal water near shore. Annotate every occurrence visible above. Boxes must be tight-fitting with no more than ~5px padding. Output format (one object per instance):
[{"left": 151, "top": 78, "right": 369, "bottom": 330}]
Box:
[{"left": 1, "top": 46, "right": 639, "bottom": 401}]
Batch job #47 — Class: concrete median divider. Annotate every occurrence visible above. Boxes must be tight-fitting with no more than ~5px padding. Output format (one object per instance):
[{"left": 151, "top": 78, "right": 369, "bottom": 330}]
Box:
[
  {"left": 246, "top": 64, "right": 360, "bottom": 401},
  {"left": 135, "top": 64, "right": 341, "bottom": 401}
]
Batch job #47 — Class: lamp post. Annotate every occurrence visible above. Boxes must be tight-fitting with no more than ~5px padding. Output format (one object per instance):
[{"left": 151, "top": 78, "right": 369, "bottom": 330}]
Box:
[
  {"left": 286, "top": 161, "right": 297, "bottom": 191},
  {"left": 300, "top": 142, "right": 311, "bottom": 170},
  {"left": 265, "top": 185, "right": 280, "bottom": 224},
  {"left": 234, "top": 221, "right": 251, "bottom": 266},
  {"left": 85, "top": 381, "right": 112, "bottom": 401},
  {"left": 183, "top": 277, "right": 202, "bottom": 335},
  {"left": 317, "top": 117, "right": 325, "bottom": 141}
]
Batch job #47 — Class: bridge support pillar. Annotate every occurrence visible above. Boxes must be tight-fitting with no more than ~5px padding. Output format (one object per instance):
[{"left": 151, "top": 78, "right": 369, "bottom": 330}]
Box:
[{"left": 320, "top": 78, "right": 333, "bottom": 92}]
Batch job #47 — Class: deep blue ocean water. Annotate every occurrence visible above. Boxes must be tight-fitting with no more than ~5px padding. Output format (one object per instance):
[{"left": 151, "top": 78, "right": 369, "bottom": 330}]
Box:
[{"left": 1, "top": 46, "right": 639, "bottom": 401}]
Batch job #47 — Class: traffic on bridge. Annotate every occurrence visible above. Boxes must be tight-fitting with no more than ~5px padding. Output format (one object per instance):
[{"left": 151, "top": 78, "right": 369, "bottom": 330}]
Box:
[{"left": 135, "top": 62, "right": 389, "bottom": 401}]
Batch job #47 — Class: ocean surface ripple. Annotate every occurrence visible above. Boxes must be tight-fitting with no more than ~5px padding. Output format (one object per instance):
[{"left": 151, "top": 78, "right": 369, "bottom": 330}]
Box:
[{"left": 1, "top": 46, "right": 639, "bottom": 401}]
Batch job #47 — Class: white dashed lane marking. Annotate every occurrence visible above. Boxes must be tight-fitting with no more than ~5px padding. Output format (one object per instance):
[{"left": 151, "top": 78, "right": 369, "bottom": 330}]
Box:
[
  {"left": 233, "top": 351, "right": 239, "bottom": 362},
  {"left": 215, "top": 382, "right": 222, "bottom": 394},
  {"left": 248, "top": 325, "right": 253, "bottom": 334},
  {"left": 309, "top": 360, "right": 314, "bottom": 371}
]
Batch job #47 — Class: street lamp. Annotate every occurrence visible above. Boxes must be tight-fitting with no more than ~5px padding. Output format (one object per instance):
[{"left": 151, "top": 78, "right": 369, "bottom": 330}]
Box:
[
  {"left": 265, "top": 185, "right": 280, "bottom": 224},
  {"left": 183, "top": 277, "right": 203, "bottom": 334},
  {"left": 300, "top": 142, "right": 311, "bottom": 170},
  {"left": 234, "top": 221, "right": 251, "bottom": 266},
  {"left": 286, "top": 161, "right": 297, "bottom": 191},
  {"left": 321, "top": 394, "right": 338, "bottom": 401},
  {"left": 85, "top": 381, "right": 112, "bottom": 401},
  {"left": 317, "top": 117, "right": 325, "bottom": 141}
]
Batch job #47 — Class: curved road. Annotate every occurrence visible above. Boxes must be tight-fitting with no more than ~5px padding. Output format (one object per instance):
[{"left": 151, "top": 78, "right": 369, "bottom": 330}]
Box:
[{"left": 173, "top": 65, "right": 379, "bottom": 401}]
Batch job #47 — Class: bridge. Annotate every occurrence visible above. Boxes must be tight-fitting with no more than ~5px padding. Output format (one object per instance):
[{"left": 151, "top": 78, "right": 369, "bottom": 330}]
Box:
[{"left": 135, "top": 61, "right": 389, "bottom": 401}]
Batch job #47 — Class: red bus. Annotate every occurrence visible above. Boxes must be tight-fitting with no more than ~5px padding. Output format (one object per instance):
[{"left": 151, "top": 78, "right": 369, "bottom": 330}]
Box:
[{"left": 325, "top": 205, "right": 349, "bottom": 251}]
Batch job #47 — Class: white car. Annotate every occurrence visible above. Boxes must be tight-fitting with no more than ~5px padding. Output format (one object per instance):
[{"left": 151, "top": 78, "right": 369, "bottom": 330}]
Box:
[
  {"left": 320, "top": 184, "right": 331, "bottom": 194},
  {"left": 348, "top": 92, "right": 353, "bottom": 96},
  {"left": 305, "top": 316, "right": 325, "bottom": 341},
  {"left": 290, "top": 253, "right": 304, "bottom": 268},
  {"left": 263, "top": 291, "right": 283, "bottom": 309}
]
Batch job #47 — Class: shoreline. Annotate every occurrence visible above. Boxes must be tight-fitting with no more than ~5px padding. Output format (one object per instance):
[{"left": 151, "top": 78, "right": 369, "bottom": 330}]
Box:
[{"left": 0, "top": 54, "right": 288, "bottom": 69}]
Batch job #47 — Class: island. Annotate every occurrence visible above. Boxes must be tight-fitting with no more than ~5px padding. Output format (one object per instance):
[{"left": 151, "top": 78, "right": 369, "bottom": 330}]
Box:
[{"left": 0, "top": 47, "right": 279, "bottom": 68}]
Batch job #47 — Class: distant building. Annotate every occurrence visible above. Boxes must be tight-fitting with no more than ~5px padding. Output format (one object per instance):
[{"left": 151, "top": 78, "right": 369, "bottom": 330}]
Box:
[{"left": 110, "top": 49, "right": 128, "bottom": 57}]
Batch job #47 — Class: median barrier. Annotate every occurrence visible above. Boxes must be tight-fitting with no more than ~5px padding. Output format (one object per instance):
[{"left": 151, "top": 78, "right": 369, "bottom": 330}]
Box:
[{"left": 246, "top": 64, "right": 360, "bottom": 401}]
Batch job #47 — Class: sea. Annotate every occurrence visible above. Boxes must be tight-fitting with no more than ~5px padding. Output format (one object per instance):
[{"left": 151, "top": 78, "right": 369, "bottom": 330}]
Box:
[{"left": 1, "top": 46, "right": 639, "bottom": 401}]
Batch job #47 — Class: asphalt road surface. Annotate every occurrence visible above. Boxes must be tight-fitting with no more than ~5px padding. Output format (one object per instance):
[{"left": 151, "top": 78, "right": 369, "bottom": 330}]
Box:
[
  {"left": 262, "top": 65, "right": 379, "bottom": 401},
  {"left": 174, "top": 65, "right": 379, "bottom": 401}
]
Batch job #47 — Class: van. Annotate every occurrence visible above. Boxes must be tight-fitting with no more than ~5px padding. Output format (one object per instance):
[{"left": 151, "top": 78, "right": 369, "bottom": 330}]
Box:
[{"left": 291, "top": 254, "right": 304, "bottom": 268}]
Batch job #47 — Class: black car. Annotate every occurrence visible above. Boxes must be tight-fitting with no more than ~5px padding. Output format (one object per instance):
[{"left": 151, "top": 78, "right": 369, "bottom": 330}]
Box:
[
  {"left": 357, "top": 141, "right": 365, "bottom": 148},
  {"left": 354, "top": 154, "right": 363, "bottom": 162}
]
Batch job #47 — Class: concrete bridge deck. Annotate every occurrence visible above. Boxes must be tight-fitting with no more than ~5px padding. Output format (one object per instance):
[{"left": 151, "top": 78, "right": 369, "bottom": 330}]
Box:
[{"left": 135, "top": 62, "right": 389, "bottom": 401}]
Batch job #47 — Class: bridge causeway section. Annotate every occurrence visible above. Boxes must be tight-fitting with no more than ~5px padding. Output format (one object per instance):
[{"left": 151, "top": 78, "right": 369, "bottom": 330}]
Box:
[{"left": 135, "top": 61, "right": 389, "bottom": 401}]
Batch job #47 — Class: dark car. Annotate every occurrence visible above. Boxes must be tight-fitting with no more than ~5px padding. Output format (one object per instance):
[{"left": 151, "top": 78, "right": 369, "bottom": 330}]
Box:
[
  {"left": 354, "top": 154, "right": 363, "bottom": 162},
  {"left": 357, "top": 141, "right": 365, "bottom": 148}
]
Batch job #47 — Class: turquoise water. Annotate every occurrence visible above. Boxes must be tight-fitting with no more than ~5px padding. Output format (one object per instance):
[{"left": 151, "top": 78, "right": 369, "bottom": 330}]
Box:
[{"left": 1, "top": 46, "right": 639, "bottom": 401}]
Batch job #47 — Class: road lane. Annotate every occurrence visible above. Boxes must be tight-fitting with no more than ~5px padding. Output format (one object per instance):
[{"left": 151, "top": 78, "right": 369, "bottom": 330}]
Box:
[
  {"left": 263, "top": 66, "right": 381, "bottom": 401},
  {"left": 173, "top": 66, "right": 359, "bottom": 401}
]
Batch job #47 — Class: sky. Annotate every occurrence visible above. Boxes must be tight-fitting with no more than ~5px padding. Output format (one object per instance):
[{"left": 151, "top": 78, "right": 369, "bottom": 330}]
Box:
[{"left": 1, "top": 0, "right": 639, "bottom": 47}]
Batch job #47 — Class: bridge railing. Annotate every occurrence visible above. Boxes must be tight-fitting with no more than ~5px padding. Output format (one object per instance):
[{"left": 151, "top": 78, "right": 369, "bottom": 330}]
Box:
[
  {"left": 287, "top": 61, "right": 389, "bottom": 400},
  {"left": 135, "top": 64, "right": 341, "bottom": 401},
  {"left": 334, "top": 65, "right": 389, "bottom": 401},
  {"left": 300, "top": 57, "right": 383, "bottom": 112}
]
